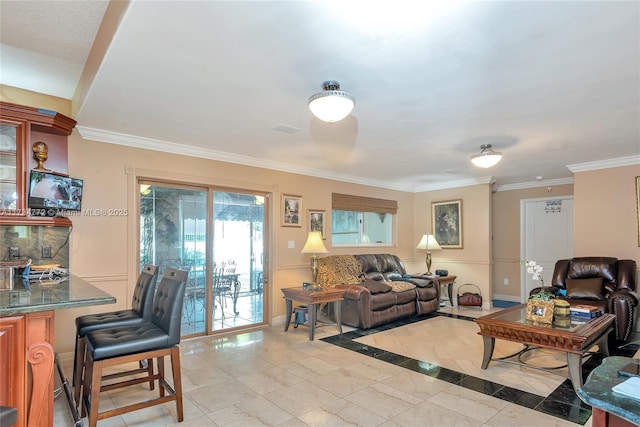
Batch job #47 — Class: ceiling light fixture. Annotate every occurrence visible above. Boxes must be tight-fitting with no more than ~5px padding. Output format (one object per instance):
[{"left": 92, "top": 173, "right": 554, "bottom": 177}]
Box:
[
  {"left": 308, "top": 80, "right": 355, "bottom": 123},
  {"left": 470, "top": 144, "right": 503, "bottom": 168}
]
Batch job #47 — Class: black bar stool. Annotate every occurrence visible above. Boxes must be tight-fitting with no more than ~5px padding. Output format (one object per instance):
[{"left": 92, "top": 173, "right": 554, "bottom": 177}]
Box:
[
  {"left": 80, "top": 267, "right": 189, "bottom": 427},
  {"left": 73, "top": 264, "right": 158, "bottom": 399}
]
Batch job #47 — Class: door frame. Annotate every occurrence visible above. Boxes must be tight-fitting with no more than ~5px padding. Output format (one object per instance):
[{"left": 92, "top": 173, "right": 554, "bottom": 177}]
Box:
[{"left": 519, "top": 195, "right": 574, "bottom": 302}]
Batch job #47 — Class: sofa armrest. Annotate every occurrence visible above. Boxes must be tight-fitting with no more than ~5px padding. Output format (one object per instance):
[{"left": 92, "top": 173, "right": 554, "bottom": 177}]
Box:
[
  {"left": 607, "top": 289, "right": 639, "bottom": 342},
  {"left": 336, "top": 283, "right": 371, "bottom": 300},
  {"left": 608, "top": 289, "right": 639, "bottom": 306}
]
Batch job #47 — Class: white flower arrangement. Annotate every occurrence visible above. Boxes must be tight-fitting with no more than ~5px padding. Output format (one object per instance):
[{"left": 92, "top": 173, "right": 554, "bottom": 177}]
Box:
[{"left": 522, "top": 260, "right": 543, "bottom": 282}]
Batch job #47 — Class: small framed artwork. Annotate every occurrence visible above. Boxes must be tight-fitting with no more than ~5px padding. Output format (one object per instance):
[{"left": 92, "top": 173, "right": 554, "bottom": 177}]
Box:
[
  {"left": 282, "top": 194, "right": 302, "bottom": 227},
  {"left": 525, "top": 300, "right": 554, "bottom": 324},
  {"left": 432, "top": 199, "right": 463, "bottom": 249},
  {"left": 308, "top": 209, "right": 326, "bottom": 238}
]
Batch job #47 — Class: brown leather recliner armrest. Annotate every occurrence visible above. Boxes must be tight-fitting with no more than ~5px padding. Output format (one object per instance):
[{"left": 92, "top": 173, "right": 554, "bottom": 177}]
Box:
[
  {"left": 336, "top": 283, "right": 370, "bottom": 300},
  {"left": 608, "top": 289, "right": 639, "bottom": 341},
  {"left": 617, "top": 259, "right": 637, "bottom": 291}
]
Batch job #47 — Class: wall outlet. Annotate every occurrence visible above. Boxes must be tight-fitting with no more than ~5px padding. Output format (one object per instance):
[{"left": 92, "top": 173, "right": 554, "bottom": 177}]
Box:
[
  {"left": 9, "top": 247, "right": 19, "bottom": 259},
  {"left": 42, "top": 246, "right": 52, "bottom": 258},
  {"left": 503, "top": 278, "right": 509, "bottom": 285}
]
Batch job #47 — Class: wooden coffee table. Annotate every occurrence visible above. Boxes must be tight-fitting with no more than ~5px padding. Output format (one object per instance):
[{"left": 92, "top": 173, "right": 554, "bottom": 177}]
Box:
[
  {"left": 282, "top": 286, "right": 345, "bottom": 341},
  {"left": 475, "top": 304, "right": 614, "bottom": 392}
]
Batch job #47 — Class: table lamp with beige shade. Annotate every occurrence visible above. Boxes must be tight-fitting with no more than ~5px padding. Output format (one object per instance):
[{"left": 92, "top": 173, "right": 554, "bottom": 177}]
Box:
[
  {"left": 301, "top": 231, "right": 328, "bottom": 290},
  {"left": 416, "top": 234, "right": 441, "bottom": 275}
]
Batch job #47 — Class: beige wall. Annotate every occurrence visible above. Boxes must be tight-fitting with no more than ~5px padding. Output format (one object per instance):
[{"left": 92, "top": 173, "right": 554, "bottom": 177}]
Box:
[
  {"left": 574, "top": 165, "right": 640, "bottom": 260},
  {"left": 412, "top": 184, "right": 493, "bottom": 307},
  {"left": 0, "top": 85, "right": 71, "bottom": 116},
  {"left": 492, "top": 184, "right": 573, "bottom": 301}
]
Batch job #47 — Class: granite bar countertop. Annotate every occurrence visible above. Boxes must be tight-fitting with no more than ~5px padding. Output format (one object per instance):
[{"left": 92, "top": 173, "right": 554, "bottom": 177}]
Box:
[
  {"left": 577, "top": 355, "right": 640, "bottom": 426},
  {"left": 0, "top": 275, "right": 116, "bottom": 316}
]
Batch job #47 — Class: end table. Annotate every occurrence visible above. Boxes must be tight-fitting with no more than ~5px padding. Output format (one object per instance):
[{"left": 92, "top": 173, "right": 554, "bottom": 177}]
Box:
[{"left": 281, "top": 286, "right": 345, "bottom": 340}]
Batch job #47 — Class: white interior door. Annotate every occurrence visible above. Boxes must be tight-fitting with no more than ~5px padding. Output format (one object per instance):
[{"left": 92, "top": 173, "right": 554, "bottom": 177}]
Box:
[{"left": 520, "top": 196, "right": 574, "bottom": 300}]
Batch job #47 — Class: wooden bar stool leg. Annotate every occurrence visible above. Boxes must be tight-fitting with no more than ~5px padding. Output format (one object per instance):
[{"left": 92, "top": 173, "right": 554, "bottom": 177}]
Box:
[
  {"left": 80, "top": 350, "right": 93, "bottom": 418},
  {"left": 87, "top": 358, "right": 103, "bottom": 427},
  {"left": 157, "top": 355, "right": 165, "bottom": 398},
  {"left": 171, "top": 347, "right": 184, "bottom": 422},
  {"left": 146, "top": 358, "right": 155, "bottom": 390},
  {"left": 73, "top": 337, "right": 86, "bottom": 405}
]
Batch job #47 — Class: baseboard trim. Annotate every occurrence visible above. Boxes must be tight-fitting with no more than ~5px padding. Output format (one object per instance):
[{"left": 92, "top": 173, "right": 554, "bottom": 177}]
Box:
[{"left": 491, "top": 294, "right": 521, "bottom": 303}]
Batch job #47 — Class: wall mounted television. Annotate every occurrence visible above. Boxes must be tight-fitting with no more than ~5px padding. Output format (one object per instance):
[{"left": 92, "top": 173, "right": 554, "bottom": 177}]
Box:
[{"left": 28, "top": 170, "right": 83, "bottom": 213}]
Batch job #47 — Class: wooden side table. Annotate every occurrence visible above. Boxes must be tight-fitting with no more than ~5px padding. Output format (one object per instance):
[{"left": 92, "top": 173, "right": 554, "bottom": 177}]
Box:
[
  {"left": 281, "top": 286, "right": 345, "bottom": 340},
  {"left": 436, "top": 275, "right": 457, "bottom": 306}
]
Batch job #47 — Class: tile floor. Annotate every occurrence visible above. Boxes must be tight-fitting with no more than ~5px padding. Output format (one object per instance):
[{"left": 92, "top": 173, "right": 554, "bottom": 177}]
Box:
[{"left": 55, "top": 305, "right": 639, "bottom": 426}]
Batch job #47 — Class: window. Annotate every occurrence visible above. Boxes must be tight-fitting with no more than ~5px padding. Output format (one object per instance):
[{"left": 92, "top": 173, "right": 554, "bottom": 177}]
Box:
[
  {"left": 331, "top": 193, "right": 396, "bottom": 246},
  {"left": 331, "top": 210, "right": 392, "bottom": 245}
]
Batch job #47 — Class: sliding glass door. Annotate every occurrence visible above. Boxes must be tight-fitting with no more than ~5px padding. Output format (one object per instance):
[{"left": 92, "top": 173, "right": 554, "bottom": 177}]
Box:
[
  {"left": 139, "top": 182, "right": 266, "bottom": 337},
  {"left": 211, "top": 191, "right": 265, "bottom": 329}
]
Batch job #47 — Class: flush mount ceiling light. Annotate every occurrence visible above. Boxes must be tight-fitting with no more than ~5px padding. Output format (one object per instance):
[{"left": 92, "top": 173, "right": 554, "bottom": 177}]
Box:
[
  {"left": 471, "top": 144, "right": 503, "bottom": 168},
  {"left": 308, "top": 80, "right": 355, "bottom": 123}
]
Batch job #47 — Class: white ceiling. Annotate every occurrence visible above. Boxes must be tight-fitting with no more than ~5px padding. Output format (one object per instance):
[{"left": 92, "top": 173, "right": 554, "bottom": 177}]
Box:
[{"left": 1, "top": 1, "right": 638, "bottom": 191}]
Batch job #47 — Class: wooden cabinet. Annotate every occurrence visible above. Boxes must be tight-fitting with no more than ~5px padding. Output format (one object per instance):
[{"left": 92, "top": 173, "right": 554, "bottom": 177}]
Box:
[
  {"left": 0, "top": 118, "right": 26, "bottom": 214},
  {"left": 0, "top": 312, "right": 55, "bottom": 427},
  {"left": 0, "top": 101, "right": 76, "bottom": 226}
]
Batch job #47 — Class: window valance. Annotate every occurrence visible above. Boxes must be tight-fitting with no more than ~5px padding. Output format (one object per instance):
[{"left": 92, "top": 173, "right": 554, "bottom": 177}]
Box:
[{"left": 332, "top": 193, "right": 397, "bottom": 214}]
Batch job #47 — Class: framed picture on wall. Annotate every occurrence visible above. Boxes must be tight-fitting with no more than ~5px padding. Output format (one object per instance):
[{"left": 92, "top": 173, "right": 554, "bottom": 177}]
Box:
[
  {"left": 308, "top": 209, "right": 326, "bottom": 238},
  {"left": 431, "top": 199, "right": 463, "bottom": 249},
  {"left": 282, "top": 194, "right": 302, "bottom": 227}
]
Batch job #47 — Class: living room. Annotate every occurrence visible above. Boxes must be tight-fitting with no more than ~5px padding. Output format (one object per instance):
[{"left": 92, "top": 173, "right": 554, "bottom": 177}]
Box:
[{"left": 1, "top": 1, "right": 639, "bottom": 426}]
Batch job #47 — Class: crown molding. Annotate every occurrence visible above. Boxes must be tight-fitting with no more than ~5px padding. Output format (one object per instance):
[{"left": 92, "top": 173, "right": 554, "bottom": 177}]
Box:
[
  {"left": 566, "top": 155, "right": 640, "bottom": 173},
  {"left": 412, "top": 176, "right": 494, "bottom": 192},
  {"left": 81, "top": 126, "right": 628, "bottom": 194},
  {"left": 76, "top": 126, "right": 413, "bottom": 191},
  {"left": 495, "top": 177, "right": 574, "bottom": 192}
]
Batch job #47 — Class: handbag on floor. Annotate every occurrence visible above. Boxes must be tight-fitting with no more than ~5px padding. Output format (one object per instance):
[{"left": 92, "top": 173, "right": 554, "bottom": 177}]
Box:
[{"left": 457, "top": 284, "right": 482, "bottom": 307}]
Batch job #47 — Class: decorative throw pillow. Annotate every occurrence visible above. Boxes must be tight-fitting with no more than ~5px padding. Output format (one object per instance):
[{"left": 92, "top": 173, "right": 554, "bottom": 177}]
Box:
[
  {"left": 360, "top": 279, "right": 392, "bottom": 294},
  {"left": 565, "top": 278, "right": 604, "bottom": 300}
]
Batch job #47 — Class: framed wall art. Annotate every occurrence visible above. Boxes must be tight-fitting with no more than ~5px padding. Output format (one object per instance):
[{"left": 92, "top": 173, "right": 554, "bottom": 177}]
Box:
[
  {"left": 308, "top": 209, "right": 326, "bottom": 238},
  {"left": 431, "top": 199, "right": 463, "bottom": 249},
  {"left": 282, "top": 194, "right": 302, "bottom": 227}
]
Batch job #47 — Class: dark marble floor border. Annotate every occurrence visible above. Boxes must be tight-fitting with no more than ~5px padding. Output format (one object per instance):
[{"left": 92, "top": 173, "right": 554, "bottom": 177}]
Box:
[{"left": 321, "top": 312, "right": 636, "bottom": 425}]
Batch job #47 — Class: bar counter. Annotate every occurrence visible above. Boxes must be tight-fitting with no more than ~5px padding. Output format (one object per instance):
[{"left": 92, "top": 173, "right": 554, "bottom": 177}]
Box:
[
  {"left": 577, "top": 356, "right": 640, "bottom": 427},
  {"left": 0, "top": 275, "right": 116, "bottom": 427},
  {"left": 0, "top": 275, "right": 116, "bottom": 315}
]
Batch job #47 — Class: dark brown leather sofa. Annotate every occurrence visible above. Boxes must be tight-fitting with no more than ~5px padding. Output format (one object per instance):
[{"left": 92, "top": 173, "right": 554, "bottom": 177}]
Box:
[
  {"left": 317, "top": 254, "right": 439, "bottom": 329},
  {"left": 533, "top": 257, "right": 637, "bottom": 343}
]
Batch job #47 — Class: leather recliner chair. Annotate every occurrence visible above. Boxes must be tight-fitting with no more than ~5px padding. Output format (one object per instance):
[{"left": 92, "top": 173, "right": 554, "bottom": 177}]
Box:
[{"left": 533, "top": 257, "right": 637, "bottom": 343}]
